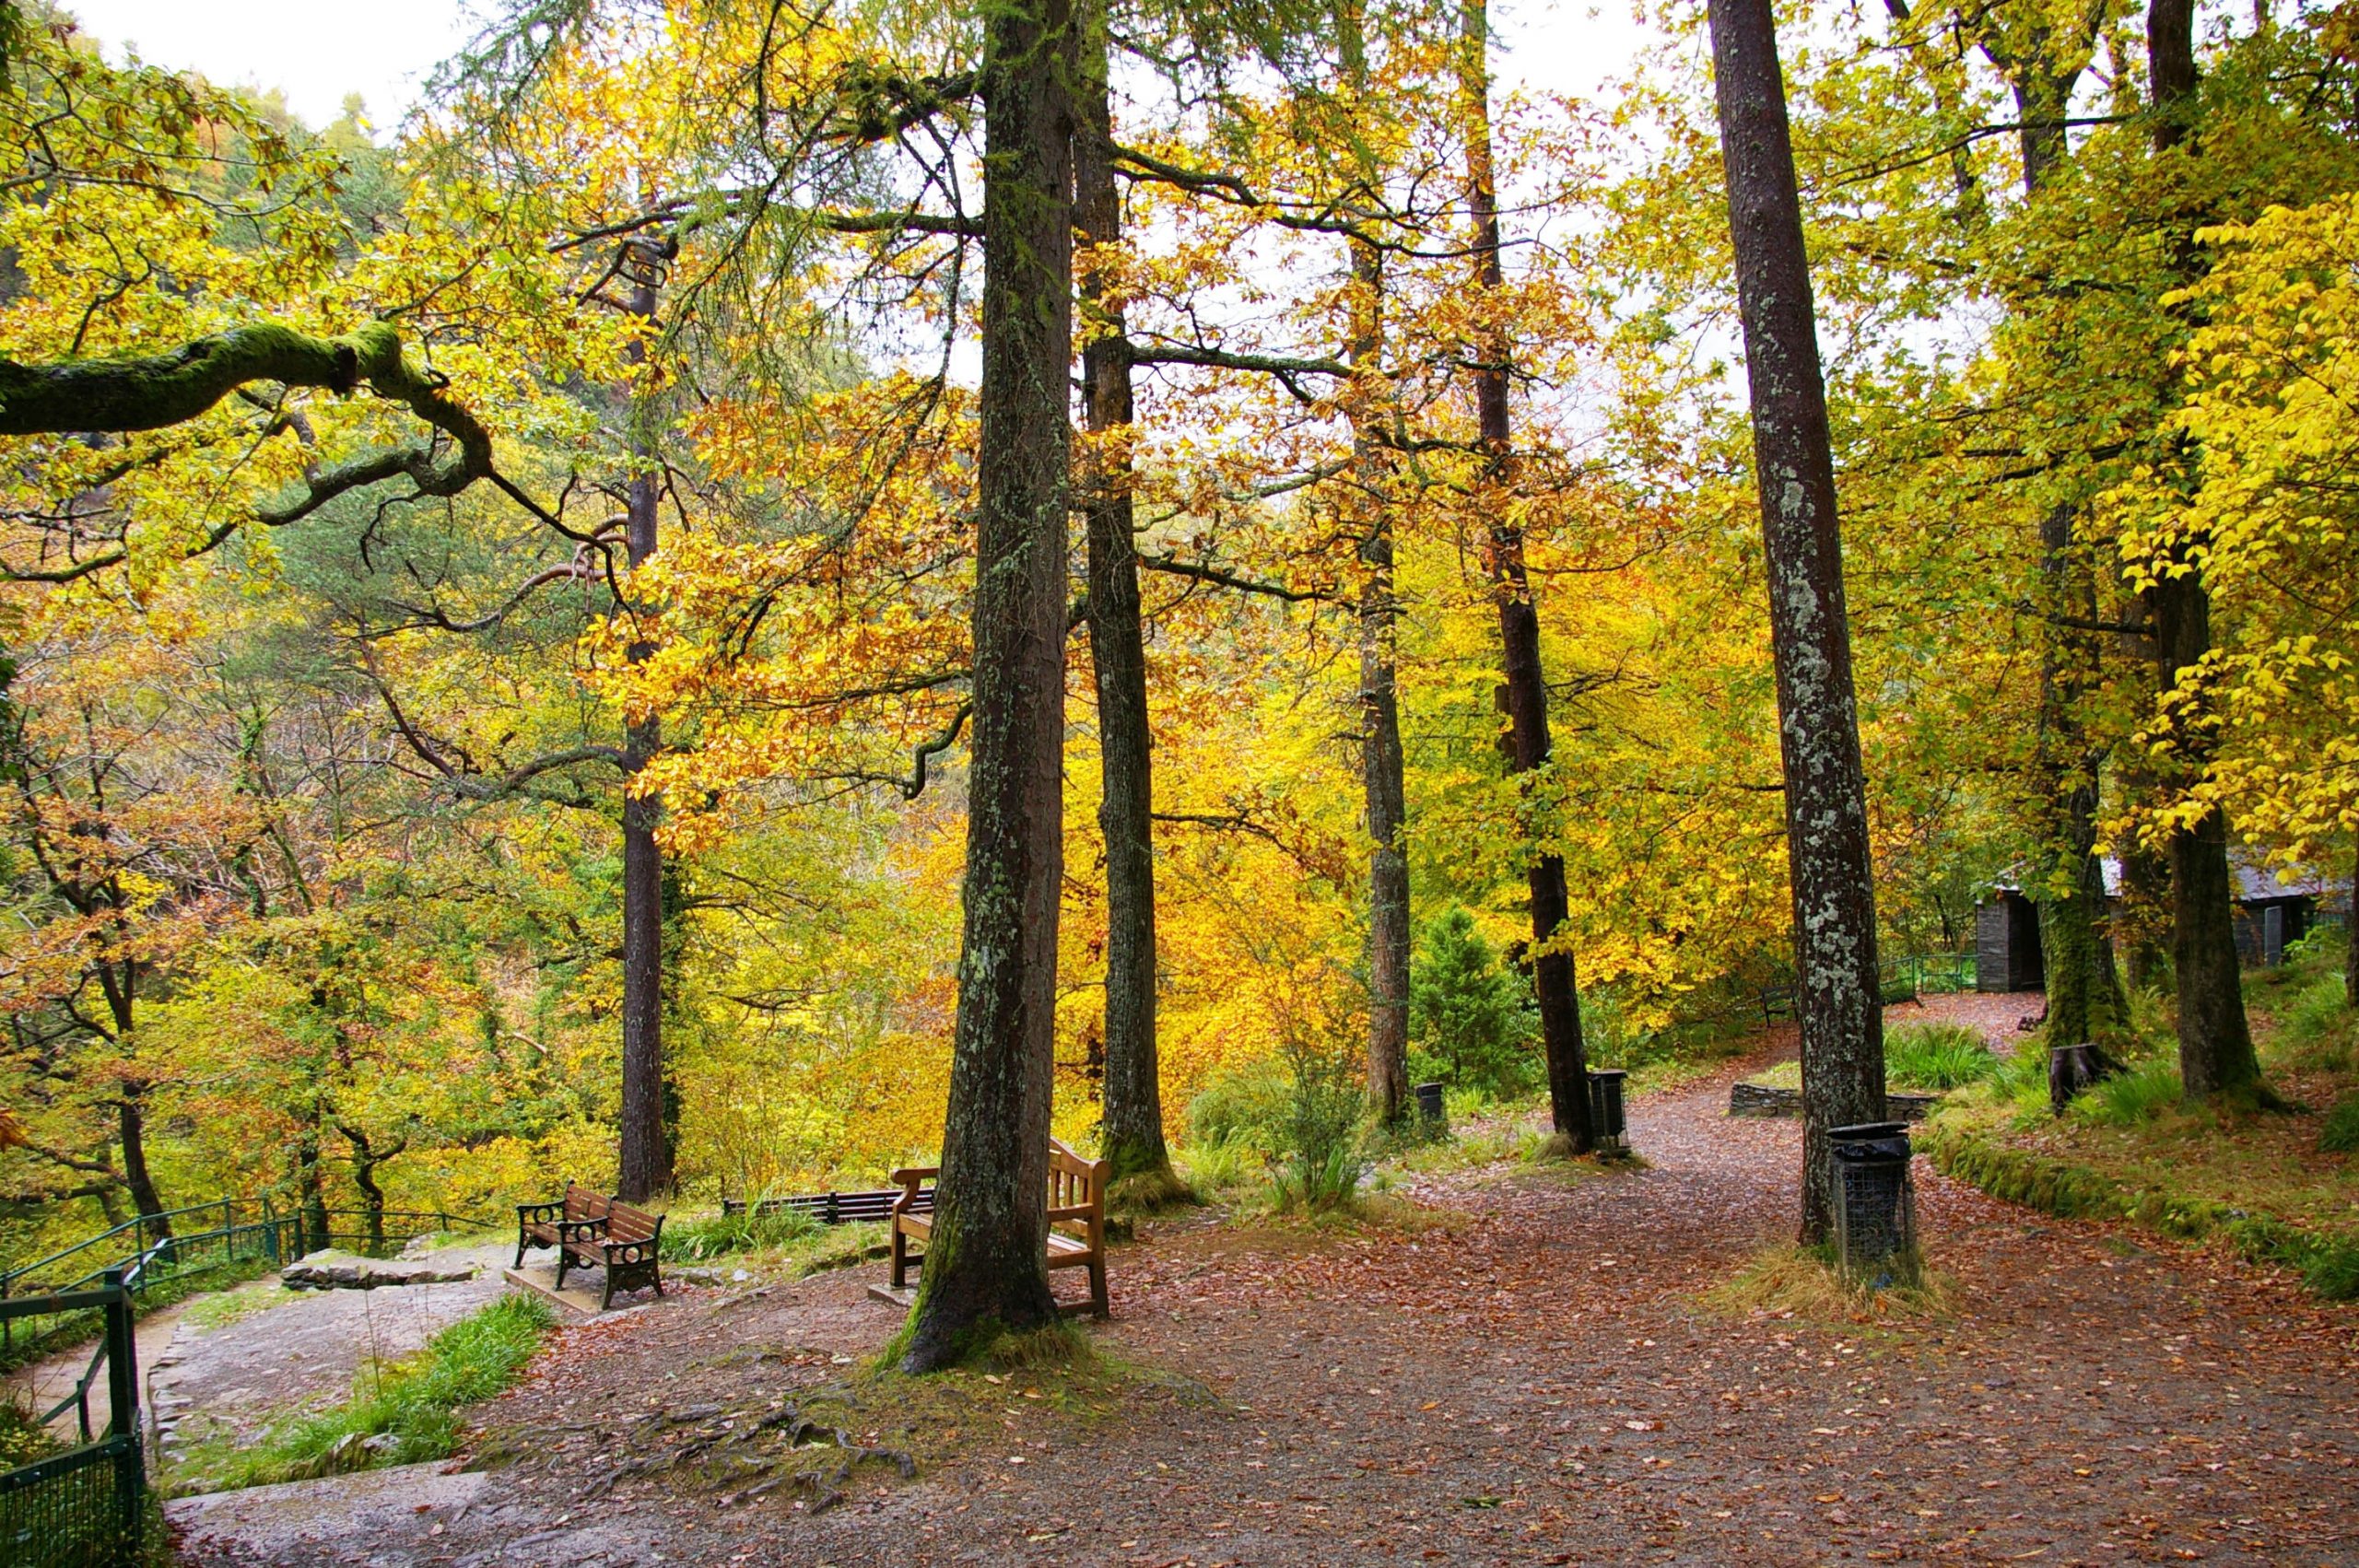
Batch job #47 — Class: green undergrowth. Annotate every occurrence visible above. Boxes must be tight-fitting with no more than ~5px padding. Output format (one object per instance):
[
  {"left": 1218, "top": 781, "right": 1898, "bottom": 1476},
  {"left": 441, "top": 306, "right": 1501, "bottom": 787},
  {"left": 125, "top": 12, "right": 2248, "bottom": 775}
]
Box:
[
  {"left": 658, "top": 1210, "right": 894, "bottom": 1279},
  {"left": 1699, "top": 1245, "right": 1963, "bottom": 1328},
  {"left": 2323, "top": 1094, "right": 2359, "bottom": 1153},
  {"left": 665, "top": 1205, "right": 823, "bottom": 1260},
  {"left": 165, "top": 1292, "right": 556, "bottom": 1496},
  {"left": 0, "top": 1390, "right": 62, "bottom": 1466},
  {"left": 1107, "top": 1165, "right": 1201, "bottom": 1218},
  {"left": 1743, "top": 1021, "right": 2001, "bottom": 1096},
  {"left": 1907, "top": 942, "right": 2359, "bottom": 1303},
  {"left": 1922, "top": 1116, "right": 2359, "bottom": 1300}
]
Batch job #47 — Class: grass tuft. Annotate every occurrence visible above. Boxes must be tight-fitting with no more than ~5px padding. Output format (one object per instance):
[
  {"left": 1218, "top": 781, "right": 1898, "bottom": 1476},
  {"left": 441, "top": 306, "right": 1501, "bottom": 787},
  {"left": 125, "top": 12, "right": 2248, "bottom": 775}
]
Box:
[
  {"left": 1107, "top": 1166, "right": 1200, "bottom": 1216},
  {"left": 1884, "top": 1022, "right": 2001, "bottom": 1090},
  {"left": 2066, "top": 1057, "right": 2182, "bottom": 1127},
  {"left": 1699, "top": 1246, "right": 1960, "bottom": 1324},
  {"left": 665, "top": 1205, "right": 821, "bottom": 1261},
  {"left": 2320, "top": 1094, "right": 2359, "bottom": 1154},
  {"left": 168, "top": 1292, "right": 555, "bottom": 1495}
]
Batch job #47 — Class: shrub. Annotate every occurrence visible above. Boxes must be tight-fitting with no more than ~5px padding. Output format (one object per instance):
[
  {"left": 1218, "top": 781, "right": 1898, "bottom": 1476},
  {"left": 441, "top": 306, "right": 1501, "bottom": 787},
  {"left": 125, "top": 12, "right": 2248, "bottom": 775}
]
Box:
[
  {"left": 1170, "top": 1138, "right": 1258, "bottom": 1198},
  {"left": 2321, "top": 1094, "right": 2359, "bottom": 1154},
  {"left": 0, "top": 1393, "right": 60, "bottom": 1467},
  {"left": 2067, "top": 1057, "right": 2182, "bottom": 1127},
  {"left": 665, "top": 1204, "right": 821, "bottom": 1261},
  {"left": 2275, "top": 961, "right": 2354, "bottom": 1070},
  {"left": 1186, "top": 1054, "right": 1292, "bottom": 1153},
  {"left": 1884, "top": 1022, "right": 1999, "bottom": 1091},
  {"left": 1272, "top": 1027, "right": 1369, "bottom": 1213},
  {"left": 1408, "top": 907, "right": 1536, "bottom": 1101}
]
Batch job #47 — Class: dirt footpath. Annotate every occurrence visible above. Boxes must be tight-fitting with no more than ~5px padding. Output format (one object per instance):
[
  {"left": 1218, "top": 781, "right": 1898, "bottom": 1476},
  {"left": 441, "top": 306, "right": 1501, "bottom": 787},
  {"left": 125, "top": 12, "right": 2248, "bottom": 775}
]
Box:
[{"left": 170, "top": 1060, "right": 2359, "bottom": 1567}]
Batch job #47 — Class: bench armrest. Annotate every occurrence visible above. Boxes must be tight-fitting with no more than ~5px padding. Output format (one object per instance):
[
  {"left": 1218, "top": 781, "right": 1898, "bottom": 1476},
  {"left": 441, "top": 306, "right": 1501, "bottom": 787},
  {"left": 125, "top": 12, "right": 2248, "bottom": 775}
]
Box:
[
  {"left": 887, "top": 1166, "right": 938, "bottom": 1215},
  {"left": 517, "top": 1200, "right": 562, "bottom": 1223},
  {"left": 557, "top": 1218, "right": 610, "bottom": 1243}
]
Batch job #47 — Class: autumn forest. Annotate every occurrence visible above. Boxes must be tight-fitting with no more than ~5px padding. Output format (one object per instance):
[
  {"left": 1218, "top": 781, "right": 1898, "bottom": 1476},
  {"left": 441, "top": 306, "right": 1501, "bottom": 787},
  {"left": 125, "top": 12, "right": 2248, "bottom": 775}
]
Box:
[{"left": 3, "top": 0, "right": 2359, "bottom": 1537}]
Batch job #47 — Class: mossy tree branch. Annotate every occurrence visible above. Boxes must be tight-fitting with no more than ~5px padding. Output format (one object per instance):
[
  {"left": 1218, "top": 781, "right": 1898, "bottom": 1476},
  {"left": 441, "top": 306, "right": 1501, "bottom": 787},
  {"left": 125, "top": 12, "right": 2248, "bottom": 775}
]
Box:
[{"left": 0, "top": 322, "right": 511, "bottom": 581}]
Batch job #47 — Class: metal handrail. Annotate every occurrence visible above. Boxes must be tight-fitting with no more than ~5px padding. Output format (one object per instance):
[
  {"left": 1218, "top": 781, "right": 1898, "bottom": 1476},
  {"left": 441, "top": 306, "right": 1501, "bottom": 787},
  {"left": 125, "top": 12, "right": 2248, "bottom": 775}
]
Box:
[
  {"left": 2, "top": 1205, "right": 491, "bottom": 1355},
  {"left": 4, "top": 1203, "right": 486, "bottom": 1295},
  {"left": 0, "top": 1197, "right": 258, "bottom": 1294}
]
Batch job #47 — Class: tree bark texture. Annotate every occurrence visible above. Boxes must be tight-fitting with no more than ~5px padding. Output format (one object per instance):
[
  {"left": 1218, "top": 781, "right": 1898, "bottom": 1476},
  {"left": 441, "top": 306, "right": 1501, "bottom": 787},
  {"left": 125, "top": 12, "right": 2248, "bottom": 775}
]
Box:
[
  {"left": 616, "top": 243, "right": 672, "bottom": 1202},
  {"left": 901, "top": 0, "right": 1071, "bottom": 1369},
  {"left": 1341, "top": 7, "right": 1410, "bottom": 1127},
  {"left": 1075, "top": 29, "right": 1170, "bottom": 1187},
  {"left": 1459, "top": 0, "right": 1593, "bottom": 1150},
  {"left": 1989, "top": 39, "right": 2124, "bottom": 1049},
  {"left": 1708, "top": 0, "right": 1887, "bottom": 1241}
]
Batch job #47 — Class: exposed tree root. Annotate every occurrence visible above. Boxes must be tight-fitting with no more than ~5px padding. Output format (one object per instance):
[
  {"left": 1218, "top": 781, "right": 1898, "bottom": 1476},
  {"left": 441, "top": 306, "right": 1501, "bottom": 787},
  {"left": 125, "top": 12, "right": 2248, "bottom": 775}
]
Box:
[{"left": 569, "top": 1391, "right": 917, "bottom": 1510}]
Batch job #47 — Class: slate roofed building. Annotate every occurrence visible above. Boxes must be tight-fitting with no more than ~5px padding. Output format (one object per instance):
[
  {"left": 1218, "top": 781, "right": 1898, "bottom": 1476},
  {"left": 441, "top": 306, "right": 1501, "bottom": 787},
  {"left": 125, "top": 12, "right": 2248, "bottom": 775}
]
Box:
[{"left": 1974, "top": 856, "right": 2348, "bottom": 992}]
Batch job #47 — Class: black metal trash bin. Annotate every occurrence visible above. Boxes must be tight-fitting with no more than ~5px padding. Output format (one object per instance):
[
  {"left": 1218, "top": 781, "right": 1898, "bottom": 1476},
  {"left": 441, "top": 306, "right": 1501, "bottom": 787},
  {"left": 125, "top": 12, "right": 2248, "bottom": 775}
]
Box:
[
  {"left": 1413, "top": 1081, "right": 1446, "bottom": 1129},
  {"left": 1827, "top": 1120, "right": 1916, "bottom": 1281},
  {"left": 1587, "top": 1069, "right": 1629, "bottom": 1153}
]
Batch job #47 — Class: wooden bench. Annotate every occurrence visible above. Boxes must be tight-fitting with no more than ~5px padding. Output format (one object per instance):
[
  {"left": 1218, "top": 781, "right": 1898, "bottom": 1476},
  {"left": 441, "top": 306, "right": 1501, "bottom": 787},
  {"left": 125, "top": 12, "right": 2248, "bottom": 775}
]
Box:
[
  {"left": 886, "top": 1140, "right": 1109, "bottom": 1318},
  {"left": 722, "top": 1187, "right": 935, "bottom": 1226},
  {"left": 514, "top": 1182, "right": 666, "bottom": 1309}
]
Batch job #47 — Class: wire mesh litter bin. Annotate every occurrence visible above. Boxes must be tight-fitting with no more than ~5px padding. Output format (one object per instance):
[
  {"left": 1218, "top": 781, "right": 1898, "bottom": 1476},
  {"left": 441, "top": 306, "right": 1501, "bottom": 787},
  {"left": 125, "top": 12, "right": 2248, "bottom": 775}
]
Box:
[
  {"left": 1587, "top": 1069, "right": 1629, "bottom": 1153},
  {"left": 1828, "top": 1120, "right": 1916, "bottom": 1282}
]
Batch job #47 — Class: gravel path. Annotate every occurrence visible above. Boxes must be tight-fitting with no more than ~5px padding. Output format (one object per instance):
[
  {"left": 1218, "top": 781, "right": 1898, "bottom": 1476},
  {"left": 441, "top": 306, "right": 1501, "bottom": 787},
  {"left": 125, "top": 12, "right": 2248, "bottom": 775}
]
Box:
[
  {"left": 151, "top": 1244, "right": 511, "bottom": 1467},
  {"left": 170, "top": 1053, "right": 2359, "bottom": 1567}
]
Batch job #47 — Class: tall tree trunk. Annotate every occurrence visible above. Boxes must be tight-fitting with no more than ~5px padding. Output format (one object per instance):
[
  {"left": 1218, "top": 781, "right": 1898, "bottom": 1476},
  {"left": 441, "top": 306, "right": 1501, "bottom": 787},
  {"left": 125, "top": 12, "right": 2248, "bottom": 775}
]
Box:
[
  {"left": 1075, "top": 22, "right": 1171, "bottom": 1188},
  {"left": 616, "top": 239, "right": 671, "bottom": 1202},
  {"left": 1340, "top": 7, "right": 1410, "bottom": 1126},
  {"left": 1707, "top": 0, "right": 1886, "bottom": 1242},
  {"left": 2345, "top": 839, "right": 2357, "bottom": 1008},
  {"left": 98, "top": 959, "right": 170, "bottom": 1237},
  {"left": 899, "top": 0, "right": 1072, "bottom": 1371},
  {"left": 1458, "top": 0, "right": 1593, "bottom": 1151},
  {"left": 116, "top": 1099, "right": 167, "bottom": 1237},
  {"left": 296, "top": 1109, "right": 329, "bottom": 1254},
  {"left": 2142, "top": 0, "right": 2262, "bottom": 1104},
  {"left": 340, "top": 1124, "right": 399, "bottom": 1256},
  {"left": 2035, "top": 505, "right": 2125, "bottom": 1047},
  {"left": 1982, "top": 35, "right": 2126, "bottom": 1047},
  {"left": 2149, "top": 569, "right": 2262, "bottom": 1098}
]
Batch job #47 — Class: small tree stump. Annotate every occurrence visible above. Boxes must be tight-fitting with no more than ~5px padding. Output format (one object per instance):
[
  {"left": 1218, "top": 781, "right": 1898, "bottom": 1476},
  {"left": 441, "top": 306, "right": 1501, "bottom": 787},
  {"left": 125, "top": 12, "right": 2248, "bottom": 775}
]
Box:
[{"left": 2048, "top": 1041, "right": 2121, "bottom": 1115}]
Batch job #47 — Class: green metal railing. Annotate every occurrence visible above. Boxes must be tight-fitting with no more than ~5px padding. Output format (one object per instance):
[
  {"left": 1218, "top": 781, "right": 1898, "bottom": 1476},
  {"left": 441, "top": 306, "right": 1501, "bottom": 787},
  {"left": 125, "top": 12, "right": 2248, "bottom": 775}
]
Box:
[
  {"left": 1760, "top": 952, "right": 1977, "bottom": 1020},
  {"left": 3, "top": 1202, "right": 484, "bottom": 1352},
  {"left": 1, "top": 1267, "right": 143, "bottom": 1567}
]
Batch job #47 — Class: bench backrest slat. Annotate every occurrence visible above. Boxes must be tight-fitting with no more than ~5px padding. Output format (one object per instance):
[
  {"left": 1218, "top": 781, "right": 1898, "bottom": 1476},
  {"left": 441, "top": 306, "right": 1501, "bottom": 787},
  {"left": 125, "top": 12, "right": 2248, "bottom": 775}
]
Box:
[
  {"left": 562, "top": 1182, "right": 612, "bottom": 1223},
  {"left": 1045, "top": 1139, "right": 1109, "bottom": 1248},
  {"left": 605, "top": 1201, "right": 661, "bottom": 1244}
]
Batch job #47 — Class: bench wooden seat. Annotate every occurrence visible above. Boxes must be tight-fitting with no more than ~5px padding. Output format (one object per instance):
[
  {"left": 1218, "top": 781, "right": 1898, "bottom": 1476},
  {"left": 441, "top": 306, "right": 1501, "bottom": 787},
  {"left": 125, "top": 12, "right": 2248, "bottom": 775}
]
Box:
[
  {"left": 515, "top": 1181, "right": 608, "bottom": 1269},
  {"left": 722, "top": 1188, "right": 935, "bottom": 1226},
  {"left": 514, "top": 1182, "right": 665, "bottom": 1309},
  {"left": 886, "top": 1140, "right": 1109, "bottom": 1318}
]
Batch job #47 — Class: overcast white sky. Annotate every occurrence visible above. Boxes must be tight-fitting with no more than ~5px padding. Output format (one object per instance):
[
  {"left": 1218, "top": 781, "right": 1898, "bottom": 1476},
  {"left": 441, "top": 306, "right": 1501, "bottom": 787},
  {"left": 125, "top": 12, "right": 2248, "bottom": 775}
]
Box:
[
  {"left": 65, "top": 0, "right": 486, "bottom": 131},
  {"left": 61, "top": 0, "right": 1650, "bottom": 133}
]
